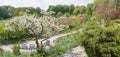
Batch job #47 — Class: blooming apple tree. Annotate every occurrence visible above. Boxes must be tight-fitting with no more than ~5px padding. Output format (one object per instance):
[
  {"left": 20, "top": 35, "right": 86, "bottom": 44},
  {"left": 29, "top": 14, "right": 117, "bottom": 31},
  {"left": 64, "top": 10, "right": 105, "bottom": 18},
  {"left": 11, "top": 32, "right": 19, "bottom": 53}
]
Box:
[{"left": 5, "top": 12, "right": 65, "bottom": 51}]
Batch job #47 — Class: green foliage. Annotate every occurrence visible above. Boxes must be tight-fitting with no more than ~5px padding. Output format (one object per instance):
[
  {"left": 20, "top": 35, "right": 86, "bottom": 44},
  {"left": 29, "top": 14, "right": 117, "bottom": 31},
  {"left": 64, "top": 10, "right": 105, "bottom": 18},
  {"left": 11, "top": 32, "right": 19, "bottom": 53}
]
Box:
[
  {"left": 73, "top": 8, "right": 80, "bottom": 15},
  {"left": 65, "top": 12, "right": 71, "bottom": 17},
  {"left": 30, "top": 52, "right": 41, "bottom": 57},
  {"left": 0, "top": 25, "right": 30, "bottom": 44},
  {"left": 94, "top": 0, "right": 120, "bottom": 21},
  {"left": 85, "top": 3, "right": 95, "bottom": 20},
  {"left": 56, "top": 12, "right": 63, "bottom": 18},
  {"left": 0, "top": 6, "right": 42, "bottom": 19},
  {"left": 37, "top": 47, "right": 49, "bottom": 57},
  {"left": 12, "top": 45, "right": 20, "bottom": 56},
  {"left": 115, "top": 0, "right": 120, "bottom": 6},
  {"left": 79, "top": 20, "right": 120, "bottom": 57},
  {"left": 1, "top": 51, "right": 30, "bottom": 57},
  {"left": 113, "top": 19, "right": 120, "bottom": 24},
  {"left": 47, "top": 4, "right": 87, "bottom": 17},
  {"left": 0, "top": 6, "right": 14, "bottom": 19},
  {"left": 68, "top": 20, "right": 81, "bottom": 30},
  {"left": 73, "top": 6, "right": 86, "bottom": 16},
  {"left": 47, "top": 5, "right": 74, "bottom": 15},
  {"left": 0, "top": 48, "right": 3, "bottom": 56},
  {"left": 46, "top": 36, "right": 79, "bottom": 57},
  {"left": 0, "top": 24, "right": 4, "bottom": 38},
  {"left": 69, "top": 4, "right": 75, "bottom": 14},
  {"left": 1, "top": 35, "right": 79, "bottom": 57}
]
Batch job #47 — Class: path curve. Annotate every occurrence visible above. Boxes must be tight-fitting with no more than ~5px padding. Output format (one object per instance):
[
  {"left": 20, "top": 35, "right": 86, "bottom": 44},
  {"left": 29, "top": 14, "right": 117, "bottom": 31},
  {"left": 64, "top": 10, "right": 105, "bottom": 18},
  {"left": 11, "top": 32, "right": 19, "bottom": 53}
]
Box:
[{"left": 0, "top": 29, "right": 83, "bottom": 53}]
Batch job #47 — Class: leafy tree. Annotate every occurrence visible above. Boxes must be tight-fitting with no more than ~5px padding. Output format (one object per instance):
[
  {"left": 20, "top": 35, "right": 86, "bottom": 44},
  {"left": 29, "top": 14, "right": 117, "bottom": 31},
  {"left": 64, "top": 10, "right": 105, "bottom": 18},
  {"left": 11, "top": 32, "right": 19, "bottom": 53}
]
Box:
[
  {"left": 73, "top": 8, "right": 80, "bottom": 15},
  {"left": 94, "top": 0, "right": 120, "bottom": 7},
  {"left": 115, "top": 0, "right": 120, "bottom": 7},
  {"left": 47, "top": 4, "right": 74, "bottom": 16},
  {"left": 35, "top": 7, "right": 42, "bottom": 17},
  {"left": 0, "top": 6, "right": 42, "bottom": 19},
  {"left": 86, "top": 3, "right": 95, "bottom": 20},
  {"left": 0, "top": 6, "right": 14, "bottom": 19},
  {"left": 69, "top": 4, "right": 75, "bottom": 14},
  {"left": 56, "top": 12, "right": 63, "bottom": 18},
  {"left": 79, "top": 6, "right": 86, "bottom": 15},
  {"left": 73, "top": 6, "right": 86, "bottom": 16},
  {"left": 13, "top": 7, "right": 42, "bottom": 17},
  {"left": 95, "top": 2, "right": 120, "bottom": 26}
]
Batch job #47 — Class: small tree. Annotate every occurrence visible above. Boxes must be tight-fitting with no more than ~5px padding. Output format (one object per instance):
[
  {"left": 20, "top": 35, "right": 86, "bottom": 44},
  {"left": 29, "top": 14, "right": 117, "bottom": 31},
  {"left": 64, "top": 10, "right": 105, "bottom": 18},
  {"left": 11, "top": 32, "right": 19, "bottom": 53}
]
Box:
[
  {"left": 5, "top": 12, "right": 64, "bottom": 52},
  {"left": 96, "top": 2, "right": 120, "bottom": 26}
]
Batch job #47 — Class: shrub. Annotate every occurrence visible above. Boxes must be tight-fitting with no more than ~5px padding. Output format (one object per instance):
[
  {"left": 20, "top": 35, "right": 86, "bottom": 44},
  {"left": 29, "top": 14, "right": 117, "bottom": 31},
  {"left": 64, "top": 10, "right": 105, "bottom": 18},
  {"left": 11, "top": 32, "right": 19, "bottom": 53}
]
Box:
[
  {"left": 47, "top": 36, "right": 79, "bottom": 57},
  {"left": 0, "top": 48, "right": 3, "bottom": 56},
  {"left": 79, "top": 20, "right": 120, "bottom": 57},
  {"left": 68, "top": 20, "right": 81, "bottom": 30},
  {"left": 12, "top": 45, "right": 20, "bottom": 56},
  {"left": 37, "top": 47, "right": 49, "bottom": 57},
  {"left": 30, "top": 52, "right": 41, "bottom": 57},
  {"left": 2, "top": 51, "right": 30, "bottom": 57}
]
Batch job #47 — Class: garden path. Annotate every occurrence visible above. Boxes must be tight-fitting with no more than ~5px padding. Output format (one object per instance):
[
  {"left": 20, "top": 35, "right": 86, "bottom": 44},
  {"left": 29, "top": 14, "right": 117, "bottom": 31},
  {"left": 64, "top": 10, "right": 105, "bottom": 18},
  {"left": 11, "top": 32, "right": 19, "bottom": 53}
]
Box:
[
  {"left": 57, "top": 46, "right": 87, "bottom": 57},
  {"left": 0, "top": 29, "right": 87, "bottom": 57}
]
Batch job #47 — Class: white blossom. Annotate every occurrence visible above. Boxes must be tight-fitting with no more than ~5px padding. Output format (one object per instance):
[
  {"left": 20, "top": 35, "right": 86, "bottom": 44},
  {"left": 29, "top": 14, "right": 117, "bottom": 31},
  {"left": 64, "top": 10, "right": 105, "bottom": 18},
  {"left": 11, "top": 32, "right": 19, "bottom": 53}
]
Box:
[{"left": 5, "top": 14, "right": 65, "bottom": 37}]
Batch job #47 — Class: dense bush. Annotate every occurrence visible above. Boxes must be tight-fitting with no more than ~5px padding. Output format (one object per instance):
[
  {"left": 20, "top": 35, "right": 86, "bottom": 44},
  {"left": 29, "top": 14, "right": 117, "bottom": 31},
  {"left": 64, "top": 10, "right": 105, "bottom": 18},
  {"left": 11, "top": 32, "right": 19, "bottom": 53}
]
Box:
[
  {"left": 12, "top": 45, "right": 20, "bottom": 56},
  {"left": 79, "top": 20, "right": 120, "bottom": 57},
  {"left": 63, "top": 18, "right": 82, "bottom": 30}
]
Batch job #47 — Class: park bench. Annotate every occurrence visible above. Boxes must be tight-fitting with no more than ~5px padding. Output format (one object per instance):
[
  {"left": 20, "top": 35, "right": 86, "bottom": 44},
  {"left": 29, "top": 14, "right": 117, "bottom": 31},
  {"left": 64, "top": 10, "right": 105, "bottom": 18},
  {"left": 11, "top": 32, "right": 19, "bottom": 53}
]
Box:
[
  {"left": 20, "top": 44, "right": 28, "bottom": 50},
  {"left": 29, "top": 44, "right": 36, "bottom": 50}
]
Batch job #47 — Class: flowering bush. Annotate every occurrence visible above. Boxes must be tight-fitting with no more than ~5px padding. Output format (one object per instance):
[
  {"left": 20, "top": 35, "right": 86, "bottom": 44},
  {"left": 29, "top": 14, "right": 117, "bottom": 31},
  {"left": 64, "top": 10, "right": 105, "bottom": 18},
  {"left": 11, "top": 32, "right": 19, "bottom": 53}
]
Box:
[
  {"left": 5, "top": 12, "right": 65, "bottom": 52},
  {"left": 5, "top": 15, "right": 64, "bottom": 37}
]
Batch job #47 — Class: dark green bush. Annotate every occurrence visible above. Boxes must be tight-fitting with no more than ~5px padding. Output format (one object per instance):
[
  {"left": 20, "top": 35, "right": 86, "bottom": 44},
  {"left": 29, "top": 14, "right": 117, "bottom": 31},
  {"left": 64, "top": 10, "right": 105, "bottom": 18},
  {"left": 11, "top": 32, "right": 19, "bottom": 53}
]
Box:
[
  {"left": 79, "top": 20, "right": 120, "bottom": 57},
  {"left": 12, "top": 45, "right": 20, "bottom": 56}
]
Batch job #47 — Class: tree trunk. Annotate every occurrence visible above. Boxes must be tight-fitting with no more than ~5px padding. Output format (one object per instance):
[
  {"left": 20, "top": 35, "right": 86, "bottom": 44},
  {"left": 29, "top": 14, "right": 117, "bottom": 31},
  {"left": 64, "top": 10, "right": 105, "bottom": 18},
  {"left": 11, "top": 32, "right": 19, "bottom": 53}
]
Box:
[
  {"left": 41, "top": 40, "right": 43, "bottom": 50},
  {"left": 28, "top": 28, "right": 41, "bottom": 53},
  {"left": 35, "top": 35, "right": 40, "bottom": 53},
  {"left": 40, "top": 38, "right": 49, "bottom": 50}
]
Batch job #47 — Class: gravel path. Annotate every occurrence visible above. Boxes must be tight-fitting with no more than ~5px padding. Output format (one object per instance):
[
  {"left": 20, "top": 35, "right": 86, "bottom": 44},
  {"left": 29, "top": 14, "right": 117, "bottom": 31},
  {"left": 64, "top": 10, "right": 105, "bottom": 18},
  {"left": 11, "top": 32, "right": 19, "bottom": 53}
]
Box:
[
  {"left": 57, "top": 46, "right": 87, "bottom": 57},
  {"left": 0, "top": 29, "right": 87, "bottom": 57},
  {"left": 0, "top": 34, "right": 71, "bottom": 53}
]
